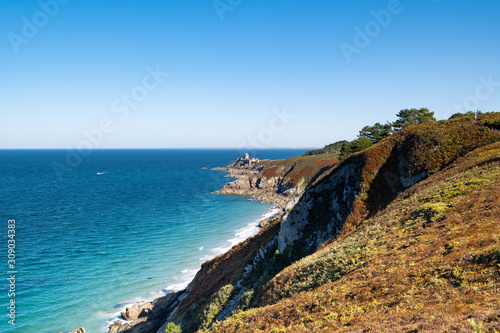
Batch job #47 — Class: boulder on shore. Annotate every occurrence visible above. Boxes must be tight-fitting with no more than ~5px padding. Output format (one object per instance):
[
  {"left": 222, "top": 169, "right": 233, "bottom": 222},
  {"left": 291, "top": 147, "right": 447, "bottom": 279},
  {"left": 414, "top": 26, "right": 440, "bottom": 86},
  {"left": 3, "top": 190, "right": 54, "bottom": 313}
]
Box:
[
  {"left": 108, "top": 291, "right": 179, "bottom": 333},
  {"left": 70, "top": 328, "right": 86, "bottom": 333},
  {"left": 121, "top": 302, "right": 154, "bottom": 321}
]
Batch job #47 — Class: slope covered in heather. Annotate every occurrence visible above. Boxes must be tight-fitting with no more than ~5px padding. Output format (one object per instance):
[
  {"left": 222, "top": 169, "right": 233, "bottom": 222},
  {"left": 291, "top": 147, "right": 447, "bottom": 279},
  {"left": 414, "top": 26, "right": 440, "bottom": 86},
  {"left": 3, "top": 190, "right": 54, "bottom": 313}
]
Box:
[
  {"left": 161, "top": 113, "right": 500, "bottom": 333},
  {"left": 207, "top": 140, "right": 500, "bottom": 333}
]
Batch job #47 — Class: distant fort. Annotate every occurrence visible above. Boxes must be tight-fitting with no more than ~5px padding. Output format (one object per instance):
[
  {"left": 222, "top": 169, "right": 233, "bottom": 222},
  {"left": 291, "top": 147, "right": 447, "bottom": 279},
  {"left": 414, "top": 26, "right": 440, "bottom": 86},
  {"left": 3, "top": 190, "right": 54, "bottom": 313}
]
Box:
[{"left": 236, "top": 153, "right": 259, "bottom": 166}]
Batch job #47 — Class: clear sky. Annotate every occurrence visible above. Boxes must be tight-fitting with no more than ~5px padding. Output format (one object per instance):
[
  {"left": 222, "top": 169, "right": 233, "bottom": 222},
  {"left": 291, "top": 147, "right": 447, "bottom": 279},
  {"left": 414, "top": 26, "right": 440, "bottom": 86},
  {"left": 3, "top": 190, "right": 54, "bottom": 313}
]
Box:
[{"left": 1, "top": 0, "right": 499, "bottom": 149}]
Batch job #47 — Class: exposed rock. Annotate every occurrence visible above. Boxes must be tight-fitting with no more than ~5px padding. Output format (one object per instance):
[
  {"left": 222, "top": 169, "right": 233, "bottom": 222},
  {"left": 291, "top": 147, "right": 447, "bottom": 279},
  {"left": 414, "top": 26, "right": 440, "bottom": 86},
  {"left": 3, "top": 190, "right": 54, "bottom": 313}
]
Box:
[
  {"left": 277, "top": 160, "right": 362, "bottom": 255},
  {"left": 70, "top": 328, "right": 86, "bottom": 333},
  {"left": 213, "top": 158, "right": 304, "bottom": 209},
  {"left": 108, "top": 291, "right": 180, "bottom": 333},
  {"left": 259, "top": 210, "right": 282, "bottom": 228},
  {"left": 121, "top": 302, "right": 153, "bottom": 321},
  {"left": 109, "top": 317, "right": 147, "bottom": 333}
]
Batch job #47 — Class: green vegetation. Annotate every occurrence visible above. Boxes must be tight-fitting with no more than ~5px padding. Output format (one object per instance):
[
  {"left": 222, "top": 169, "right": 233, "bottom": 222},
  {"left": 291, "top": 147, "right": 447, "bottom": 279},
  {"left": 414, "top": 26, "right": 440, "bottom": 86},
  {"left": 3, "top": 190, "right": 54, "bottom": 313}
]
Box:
[
  {"left": 303, "top": 140, "right": 347, "bottom": 156},
  {"left": 449, "top": 110, "right": 482, "bottom": 119},
  {"left": 306, "top": 109, "right": 493, "bottom": 164},
  {"left": 337, "top": 107, "right": 437, "bottom": 161},
  {"left": 339, "top": 136, "right": 373, "bottom": 160},
  {"left": 392, "top": 107, "right": 436, "bottom": 131},
  {"left": 165, "top": 322, "right": 182, "bottom": 333},
  {"left": 305, "top": 108, "right": 437, "bottom": 160},
  {"left": 468, "top": 318, "right": 484, "bottom": 333},
  {"left": 404, "top": 202, "right": 449, "bottom": 227},
  {"left": 200, "top": 285, "right": 234, "bottom": 329},
  {"left": 358, "top": 122, "right": 393, "bottom": 143}
]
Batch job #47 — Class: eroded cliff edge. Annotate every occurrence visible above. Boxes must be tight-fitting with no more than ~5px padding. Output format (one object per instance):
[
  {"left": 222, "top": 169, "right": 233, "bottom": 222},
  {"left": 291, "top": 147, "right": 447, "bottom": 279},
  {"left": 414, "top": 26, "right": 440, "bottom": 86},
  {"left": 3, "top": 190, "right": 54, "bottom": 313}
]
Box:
[
  {"left": 106, "top": 113, "right": 500, "bottom": 333},
  {"left": 213, "top": 153, "right": 340, "bottom": 210},
  {"left": 166, "top": 114, "right": 500, "bottom": 333}
]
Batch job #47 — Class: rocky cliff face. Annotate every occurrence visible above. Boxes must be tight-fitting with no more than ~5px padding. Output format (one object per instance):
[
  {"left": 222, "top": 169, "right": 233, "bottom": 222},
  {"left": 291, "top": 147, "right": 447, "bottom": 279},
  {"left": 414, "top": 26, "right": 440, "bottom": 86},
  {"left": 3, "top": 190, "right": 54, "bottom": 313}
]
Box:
[
  {"left": 278, "top": 115, "right": 500, "bottom": 259},
  {"left": 170, "top": 114, "right": 500, "bottom": 333},
  {"left": 213, "top": 159, "right": 304, "bottom": 209},
  {"left": 277, "top": 160, "right": 362, "bottom": 255},
  {"left": 104, "top": 114, "right": 500, "bottom": 333}
]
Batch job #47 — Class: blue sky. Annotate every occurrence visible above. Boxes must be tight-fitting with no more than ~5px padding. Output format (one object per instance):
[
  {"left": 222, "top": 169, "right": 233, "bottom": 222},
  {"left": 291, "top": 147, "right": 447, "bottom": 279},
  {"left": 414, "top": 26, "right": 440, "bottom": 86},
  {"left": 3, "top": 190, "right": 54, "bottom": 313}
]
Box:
[{"left": 1, "top": 0, "right": 499, "bottom": 149}]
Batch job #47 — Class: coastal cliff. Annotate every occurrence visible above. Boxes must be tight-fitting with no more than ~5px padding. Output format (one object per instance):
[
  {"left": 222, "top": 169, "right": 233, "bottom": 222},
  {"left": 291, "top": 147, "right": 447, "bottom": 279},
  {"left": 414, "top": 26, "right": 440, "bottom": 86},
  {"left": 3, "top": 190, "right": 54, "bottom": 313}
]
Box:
[
  {"left": 171, "top": 113, "right": 500, "bottom": 333},
  {"left": 103, "top": 113, "right": 500, "bottom": 333},
  {"left": 213, "top": 153, "right": 340, "bottom": 210}
]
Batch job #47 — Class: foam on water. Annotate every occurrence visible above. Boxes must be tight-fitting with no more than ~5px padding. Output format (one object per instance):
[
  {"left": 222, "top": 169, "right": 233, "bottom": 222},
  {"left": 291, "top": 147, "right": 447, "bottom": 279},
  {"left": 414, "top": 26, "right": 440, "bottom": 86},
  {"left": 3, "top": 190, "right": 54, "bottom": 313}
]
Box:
[
  {"left": 103, "top": 207, "right": 280, "bottom": 332},
  {"left": 106, "top": 207, "right": 282, "bottom": 330},
  {"left": 106, "top": 212, "right": 272, "bottom": 329},
  {"left": 166, "top": 207, "right": 281, "bottom": 290},
  {"left": 0, "top": 149, "right": 306, "bottom": 333}
]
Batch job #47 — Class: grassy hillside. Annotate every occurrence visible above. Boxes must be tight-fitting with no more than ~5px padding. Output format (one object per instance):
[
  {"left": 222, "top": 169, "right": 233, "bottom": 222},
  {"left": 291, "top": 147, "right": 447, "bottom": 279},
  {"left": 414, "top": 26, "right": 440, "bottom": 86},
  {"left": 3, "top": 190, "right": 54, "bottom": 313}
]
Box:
[
  {"left": 166, "top": 113, "right": 500, "bottom": 333},
  {"left": 206, "top": 140, "right": 500, "bottom": 333},
  {"left": 260, "top": 153, "right": 340, "bottom": 188},
  {"left": 276, "top": 113, "right": 500, "bottom": 262}
]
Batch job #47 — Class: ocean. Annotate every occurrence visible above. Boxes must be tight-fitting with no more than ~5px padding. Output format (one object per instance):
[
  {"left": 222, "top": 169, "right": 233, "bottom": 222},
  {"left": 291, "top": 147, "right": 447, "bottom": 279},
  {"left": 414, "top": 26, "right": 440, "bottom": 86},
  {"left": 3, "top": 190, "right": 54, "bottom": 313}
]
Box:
[{"left": 0, "top": 149, "right": 307, "bottom": 333}]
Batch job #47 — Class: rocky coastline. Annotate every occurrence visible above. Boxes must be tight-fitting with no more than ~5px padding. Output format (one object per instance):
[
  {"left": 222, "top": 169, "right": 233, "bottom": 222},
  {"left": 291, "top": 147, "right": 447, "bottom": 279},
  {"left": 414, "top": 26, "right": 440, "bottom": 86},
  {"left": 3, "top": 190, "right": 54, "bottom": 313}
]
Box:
[
  {"left": 213, "top": 156, "right": 305, "bottom": 210},
  {"left": 99, "top": 154, "right": 300, "bottom": 333},
  {"left": 71, "top": 114, "right": 500, "bottom": 333},
  {"left": 107, "top": 291, "right": 182, "bottom": 333}
]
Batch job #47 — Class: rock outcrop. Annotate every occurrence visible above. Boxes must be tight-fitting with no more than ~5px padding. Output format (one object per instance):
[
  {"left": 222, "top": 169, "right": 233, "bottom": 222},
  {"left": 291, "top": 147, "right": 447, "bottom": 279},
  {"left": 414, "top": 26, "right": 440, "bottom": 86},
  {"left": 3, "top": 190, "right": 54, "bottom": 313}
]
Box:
[
  {"left": 108, "top": 292, "right": 179, "bottom": 333},
  {"left": 70, "top": 328, "right": 86, "bottom": 333},
  {"left": 121, "top": 302, "right": 153, "bottom": 321},
  {"left": 213, "top": 156, "right": 306, "bottom": 209}
]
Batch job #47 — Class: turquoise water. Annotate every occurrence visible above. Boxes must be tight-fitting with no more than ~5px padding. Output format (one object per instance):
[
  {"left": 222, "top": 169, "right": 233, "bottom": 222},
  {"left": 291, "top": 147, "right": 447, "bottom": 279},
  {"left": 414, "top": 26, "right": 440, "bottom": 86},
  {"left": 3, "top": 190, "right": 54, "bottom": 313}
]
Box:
[{"left": 0, "top": 149, "right": 307, "bottom": 333}]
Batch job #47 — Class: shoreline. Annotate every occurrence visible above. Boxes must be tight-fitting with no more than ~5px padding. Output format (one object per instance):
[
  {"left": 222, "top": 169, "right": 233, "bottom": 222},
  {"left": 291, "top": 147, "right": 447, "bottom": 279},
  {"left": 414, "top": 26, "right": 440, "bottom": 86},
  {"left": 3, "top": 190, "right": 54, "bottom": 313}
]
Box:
[
  {"left": 105, "top": 155, "right": 301, "bottom": 333},
  {"left": 106, "top": 203, "right": 283, "bottom": 333}
]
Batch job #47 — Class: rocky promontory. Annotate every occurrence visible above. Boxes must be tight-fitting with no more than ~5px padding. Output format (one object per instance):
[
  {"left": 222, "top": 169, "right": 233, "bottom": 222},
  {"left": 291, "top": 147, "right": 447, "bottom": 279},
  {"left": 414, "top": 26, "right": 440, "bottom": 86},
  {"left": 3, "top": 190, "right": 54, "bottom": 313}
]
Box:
[{"left": 213, "top": 155, "right": 307, "bottom": 209}]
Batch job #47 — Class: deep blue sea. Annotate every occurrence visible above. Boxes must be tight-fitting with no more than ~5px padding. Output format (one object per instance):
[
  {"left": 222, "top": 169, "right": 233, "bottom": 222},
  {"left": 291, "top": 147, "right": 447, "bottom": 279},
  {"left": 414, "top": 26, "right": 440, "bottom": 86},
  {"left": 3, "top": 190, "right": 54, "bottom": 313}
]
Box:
[{"left": 0, "top": 149, "right": 307, "bottom": 333}]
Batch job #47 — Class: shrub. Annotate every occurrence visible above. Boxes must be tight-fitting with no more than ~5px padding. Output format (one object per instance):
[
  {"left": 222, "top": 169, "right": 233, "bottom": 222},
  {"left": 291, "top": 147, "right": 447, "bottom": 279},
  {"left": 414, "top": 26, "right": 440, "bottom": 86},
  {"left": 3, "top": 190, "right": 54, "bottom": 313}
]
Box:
[
  {"left": 303, "top": 141, "right": 347, "bottom": 156},
  {"left": 404, "top": 202, "right": 448, "bottom": 227},
  {"left": 200, "top": 284, "right": 235, "bottom": 329},
  {"left": 165, "top": 322, "right": 182, "bottom": 333},
  {"left": 339, "top": 136, "right": 373, "bottom": 160},
  {"left": 468, "top": 318, "right": 484, "bottom": 333}
]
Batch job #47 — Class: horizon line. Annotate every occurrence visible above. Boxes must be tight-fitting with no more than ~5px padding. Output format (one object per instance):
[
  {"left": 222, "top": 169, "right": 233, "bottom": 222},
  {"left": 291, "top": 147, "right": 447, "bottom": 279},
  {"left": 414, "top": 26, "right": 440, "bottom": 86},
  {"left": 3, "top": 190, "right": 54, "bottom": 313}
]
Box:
[{"left": 0, "top": 147, "right": 319, "bottom": 150}]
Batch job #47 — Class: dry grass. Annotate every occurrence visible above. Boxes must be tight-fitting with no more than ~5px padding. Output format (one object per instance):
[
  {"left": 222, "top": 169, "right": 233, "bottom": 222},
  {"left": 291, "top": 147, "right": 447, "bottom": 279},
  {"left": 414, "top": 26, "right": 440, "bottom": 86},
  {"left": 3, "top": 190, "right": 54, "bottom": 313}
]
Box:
[
  {"left": 333, "top": 113, "right": 500, "bottom": 237},
  {"left": 279, "top": 113, "right": 500, "bottom": 260},
  {"left": 204, "top": 141, "right": 500, "bottom": 333},
  {"left": 171, "top": 113, "right": 500, "bottom": 333},
  {"left": 261, "top": 154, "right": 340, "bottom": 187}
]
